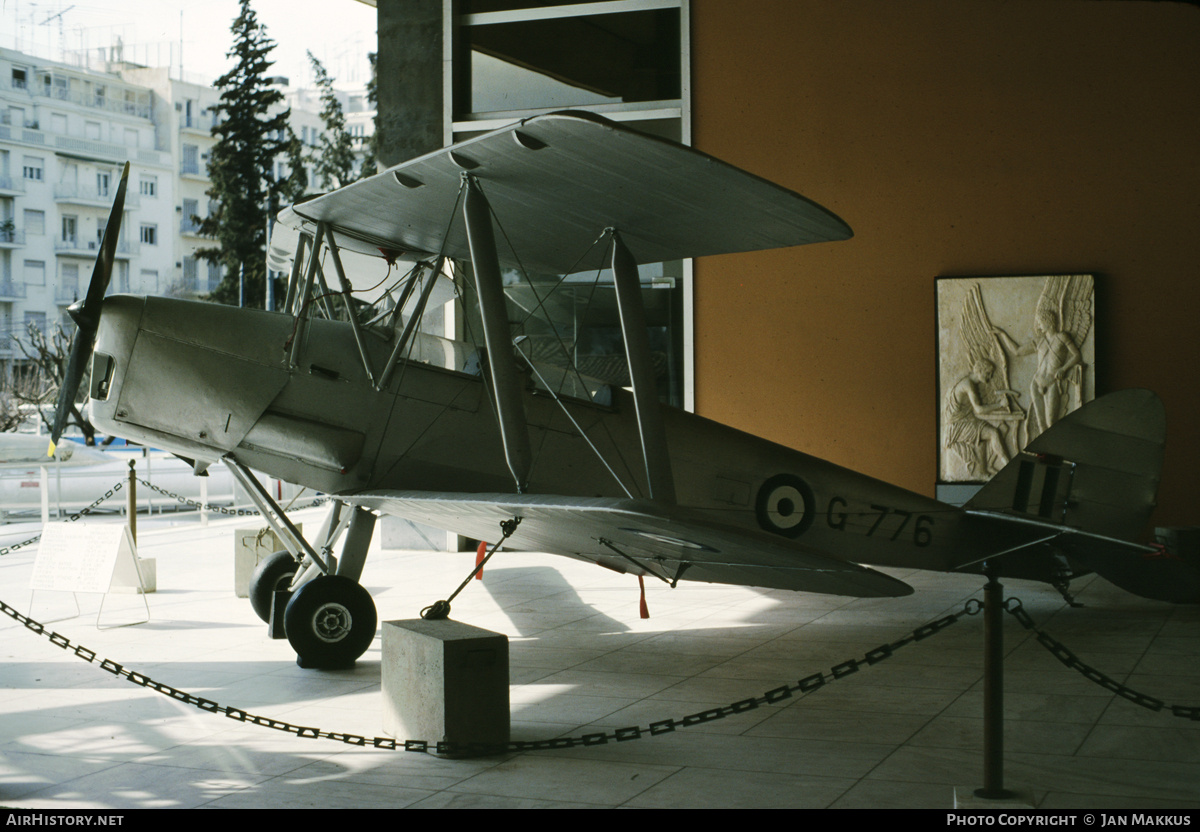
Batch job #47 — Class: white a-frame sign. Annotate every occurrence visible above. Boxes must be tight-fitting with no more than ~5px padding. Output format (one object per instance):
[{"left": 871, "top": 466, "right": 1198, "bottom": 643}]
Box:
[{"left": 30, "top": 522, "right": 150, "bottom": 627}]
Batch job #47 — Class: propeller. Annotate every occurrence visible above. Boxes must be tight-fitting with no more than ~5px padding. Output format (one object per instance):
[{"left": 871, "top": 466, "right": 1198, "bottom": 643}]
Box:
[{"left": 48, "top": 162, "right": 130, "bottom": 456}]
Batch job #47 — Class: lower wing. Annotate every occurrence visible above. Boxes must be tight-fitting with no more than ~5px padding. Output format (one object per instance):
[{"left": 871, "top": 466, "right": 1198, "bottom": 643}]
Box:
[{"left": 344, "top": 491, "right": 914, "bottom": 598}]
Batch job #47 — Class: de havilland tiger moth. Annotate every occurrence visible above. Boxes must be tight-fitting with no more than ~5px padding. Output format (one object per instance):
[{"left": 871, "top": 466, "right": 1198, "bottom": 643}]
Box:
[{"left": 46, "top": 111, "right": 1194, "bottom": 668}]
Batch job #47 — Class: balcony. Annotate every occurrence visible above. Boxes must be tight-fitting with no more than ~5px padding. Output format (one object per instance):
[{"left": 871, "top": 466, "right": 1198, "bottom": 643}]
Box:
[
  {"left": 0, "top": 175, "right": 24, "bottom": 195},
  {"left": 0, "top": 280, "right": 27, "bottom": 300},
  {"left": 180, "top": 216, "right": 206, "bottom": 236},
  {"left": 0, "top": 227, "right": 25, "bottom": 247},
  {"left": 56, "top": 285, "right": 83, "bottom": 304},
  {"left": 181, "top": 114, "right": 217, "bottom": 134},
  {"left": 54, "top": 182, "right": 140, "bottom": 209},
  {"left": 180, "top": 160, "right": 208, "bottom": 179},
  {"left": 55, "top": 238, "right": 138, "bottom": 258}
]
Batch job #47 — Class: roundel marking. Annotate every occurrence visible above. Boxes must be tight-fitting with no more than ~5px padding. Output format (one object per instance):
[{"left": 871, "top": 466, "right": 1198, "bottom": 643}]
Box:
[{"left": 756, "top": 474, "right": 816, "bottom": 538}]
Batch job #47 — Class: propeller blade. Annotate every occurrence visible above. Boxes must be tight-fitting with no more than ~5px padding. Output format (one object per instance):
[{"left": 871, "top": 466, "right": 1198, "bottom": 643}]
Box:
[{"left": 48, "top": 162, "right": 130, "bottom": 454}]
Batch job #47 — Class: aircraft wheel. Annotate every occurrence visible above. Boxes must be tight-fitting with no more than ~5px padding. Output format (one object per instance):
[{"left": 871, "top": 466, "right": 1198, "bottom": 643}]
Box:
[
  {"left": 284, "top": 575, "right": 377, "bottom": 669},
  {"left": 249, "top": 551, "right": 298, "bottom": 623}
]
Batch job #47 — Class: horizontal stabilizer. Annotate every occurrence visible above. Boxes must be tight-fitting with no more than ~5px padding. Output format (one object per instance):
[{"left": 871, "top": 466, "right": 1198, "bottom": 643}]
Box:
[
  {"left": 965, "top": 390, "right": 1191, "bottom": 601},
  {"left": 1061, "top": 533, "right": 1200, "bottom": 604}
]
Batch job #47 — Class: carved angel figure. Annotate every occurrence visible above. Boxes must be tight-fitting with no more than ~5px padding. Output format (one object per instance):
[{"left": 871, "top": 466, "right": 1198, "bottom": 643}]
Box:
[
  {"left": 944, "top": 284, "right": 1024, "bottom": 478},
  {"left": 993, "top": 275, "right": 1092, "bottom": 442}
]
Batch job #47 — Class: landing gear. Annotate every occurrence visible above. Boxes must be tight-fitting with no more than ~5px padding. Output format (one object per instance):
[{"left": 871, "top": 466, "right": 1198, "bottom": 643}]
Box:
[
  {"left": 223, "top": 456, "right": 380, "bottom": 668},
  {"left": 249, "top": 551, "right": 298, "bottom": 623},
  {"left": 284, "top": 575, "right": 377, "bottom": 669}
]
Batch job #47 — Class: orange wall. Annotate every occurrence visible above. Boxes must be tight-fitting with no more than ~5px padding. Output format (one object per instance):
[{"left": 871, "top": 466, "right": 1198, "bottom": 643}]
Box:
[{"left": 691, "top": 0, "right": 1200, "bottom": 526}]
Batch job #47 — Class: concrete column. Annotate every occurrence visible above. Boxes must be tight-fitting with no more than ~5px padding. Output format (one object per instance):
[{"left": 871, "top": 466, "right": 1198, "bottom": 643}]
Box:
[{"left": 376, "top": 0, "right": 445, "bottom": 169}]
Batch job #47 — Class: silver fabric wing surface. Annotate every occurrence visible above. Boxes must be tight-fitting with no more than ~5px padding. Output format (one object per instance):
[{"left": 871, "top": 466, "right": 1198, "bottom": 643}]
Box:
[
  {"left": 273, "top": 111, "right": 852, "bottom": 276},
  {"left": 343, "top": 492, "right": 913, "bottom": 598}
]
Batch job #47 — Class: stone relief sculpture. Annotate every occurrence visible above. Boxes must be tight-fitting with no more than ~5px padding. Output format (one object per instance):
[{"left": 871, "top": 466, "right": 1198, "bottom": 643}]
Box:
[
  {"left": 938, "top": 275, "right": 1095, "bottom": 483},
  {"left": 992, "top": 275, "right": 1092, "bottom": 442}
]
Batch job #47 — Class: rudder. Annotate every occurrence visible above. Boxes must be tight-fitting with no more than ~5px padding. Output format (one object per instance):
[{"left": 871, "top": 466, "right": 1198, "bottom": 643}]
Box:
[{"left": 966, "top": 389, "right": 1165, "bottom": 542}]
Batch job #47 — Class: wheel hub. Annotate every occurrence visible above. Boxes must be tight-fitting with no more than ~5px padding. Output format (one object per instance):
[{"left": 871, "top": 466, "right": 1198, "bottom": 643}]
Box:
[{"left": 311, "top": 602, "right": 352, "bottom": 643}]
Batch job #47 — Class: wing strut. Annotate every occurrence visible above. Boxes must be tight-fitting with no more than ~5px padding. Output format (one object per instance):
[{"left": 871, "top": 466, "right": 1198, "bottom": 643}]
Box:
[
  {"left": 611, "top": 231, "right": 676, "bottom": 504},
  {"left": 288, "top": 222, "right": 326, "bottom": 368},
  {"left": 463, "top": 175, "right": 532, "bottom": 492},
  {"left": 323, "top": 223, "right": 376, "bottom": 386},
  {"left": 376, "top": 258, "right": 445, "bottom": 391}
]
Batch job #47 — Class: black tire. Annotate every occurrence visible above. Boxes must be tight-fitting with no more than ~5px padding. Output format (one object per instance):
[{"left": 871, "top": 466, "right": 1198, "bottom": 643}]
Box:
[
  {"left": 249, "top": 551, "right": 298, "bottom": 623},
  {"left": 284, "top": 575, "right": 377, "bottom": 668}
]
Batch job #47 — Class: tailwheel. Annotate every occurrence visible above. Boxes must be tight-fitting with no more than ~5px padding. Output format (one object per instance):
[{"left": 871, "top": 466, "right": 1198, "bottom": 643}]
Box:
[
  {"left": 248, "top": 551, "right": 298, "bottom": 623},
  {"left": 284, "top": 575, "right": 377, "bottom": 669}
]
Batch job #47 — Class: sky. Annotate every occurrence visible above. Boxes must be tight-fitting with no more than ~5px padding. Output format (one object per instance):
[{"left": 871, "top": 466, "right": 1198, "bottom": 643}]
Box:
[{"left": 2, "top": 0, "right": 378, "bottom": 89}]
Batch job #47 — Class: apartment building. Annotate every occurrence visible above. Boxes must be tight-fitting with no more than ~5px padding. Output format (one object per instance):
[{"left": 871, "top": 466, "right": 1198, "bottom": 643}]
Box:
[
  {"left": 0, "top": 45, "right": 351, "bottom": 371},
  {"left": 1, "top": 47, "right": 174, "bottom": 365}
]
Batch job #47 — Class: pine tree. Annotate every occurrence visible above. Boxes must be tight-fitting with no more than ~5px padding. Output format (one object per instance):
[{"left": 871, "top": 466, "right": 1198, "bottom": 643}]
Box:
[
  {"left": 308, "top": 51, "right": 357, "bottom": 190},
  {"left": 198, "top": 0, "right": 289, "bottom": 307},
  {"left": 362, "top": 51, "right": 378, "bottom": 179}
]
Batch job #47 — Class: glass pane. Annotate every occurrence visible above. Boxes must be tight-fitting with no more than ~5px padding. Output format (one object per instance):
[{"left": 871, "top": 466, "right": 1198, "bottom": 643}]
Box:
[
  {"left": 457, "top": 8, "right": 681, "bottom": 116},
  {"left": 455, "top": 258, "right": 684, "bottom": 408}
]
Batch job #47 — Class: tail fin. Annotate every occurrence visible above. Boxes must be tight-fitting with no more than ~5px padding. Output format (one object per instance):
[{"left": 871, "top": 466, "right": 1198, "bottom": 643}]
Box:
[{"left": 966, "top": 389, "right": 1164, "bottom": 542}]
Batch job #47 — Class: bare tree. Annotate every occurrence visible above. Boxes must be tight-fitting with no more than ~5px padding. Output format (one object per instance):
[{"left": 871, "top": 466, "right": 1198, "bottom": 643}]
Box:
[
  {"left": 9, "top": 323, "right": 99, "bottom": 445},
  {"left": 0, "top": 365, "right": 43, "bottom": 432}
]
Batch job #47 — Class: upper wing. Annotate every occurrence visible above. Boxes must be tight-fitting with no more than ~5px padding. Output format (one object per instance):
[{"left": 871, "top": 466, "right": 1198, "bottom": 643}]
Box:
[
  {"left": 343, "top": 491, "right": 913, "bottom": 598},
  {"left": 272, "top": 111, "right": 852, "bottom": 277}
]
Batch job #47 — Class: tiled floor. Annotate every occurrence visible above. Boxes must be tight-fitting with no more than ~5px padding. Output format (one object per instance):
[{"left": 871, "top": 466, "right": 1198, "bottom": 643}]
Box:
[{"left": 1, "top": 507, "right": 1197, "bottom": 809}]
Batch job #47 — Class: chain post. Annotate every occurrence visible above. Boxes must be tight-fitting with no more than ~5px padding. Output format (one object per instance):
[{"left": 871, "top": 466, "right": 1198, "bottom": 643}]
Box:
[
  {"left": 200, "top": 473, "right": 209, "bottom": 527},
  {"left": 127, "top": 459, "right": 137, "bottom": 546},
  {"left": 975, "top": 568, "right": 1015, "bottom": 801}
]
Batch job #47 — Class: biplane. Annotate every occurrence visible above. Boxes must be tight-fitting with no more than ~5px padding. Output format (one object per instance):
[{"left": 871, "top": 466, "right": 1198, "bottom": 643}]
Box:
[{"left": 48, "top": 112, "right": 1194, "bottom": 668}]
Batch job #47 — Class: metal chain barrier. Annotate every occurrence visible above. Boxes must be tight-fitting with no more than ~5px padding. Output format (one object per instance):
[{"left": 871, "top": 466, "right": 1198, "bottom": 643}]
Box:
[
  {"left": 0, "top": 479, "right": 125, "bottom": 556},
  {"left": 1003, "top": 598, "right": 1200, "bottom": 721},
  {"left": 134, "top": 477, "right": 262, "bottom": 517},
  {"left": 0, "top": 596, "right": 983, "bottom": 755},
  {"left": 1, "top": 474, "right": 331, "bottom": 557},
  {"left": 133, "top": 476, "right": 327, "bottom": 516}
]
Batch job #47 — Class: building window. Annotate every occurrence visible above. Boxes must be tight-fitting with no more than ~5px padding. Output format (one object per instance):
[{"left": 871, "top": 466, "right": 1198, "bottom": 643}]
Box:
[
  {"left": 140, "top": 175, "right": 157, "bottom": 197},
  {"left": 181, "top": 198, "right": 200, "bottom": 233},
  {"left": 22, "top": 157, "right": 43, "bottom": 181},
  {"left": 140, "top": 224, "right": 157, "bottom": 245},
  {"left": 207, "top": 261, "right": 223, "bottom": 293},
  {"left": 182, "top": 144, "right": 200, "bottom": 175},
  {"left": 11, "top": 68, "right": 27, "bottom": 90},
  {"left": 97, "top": 172, "right": 110, "bottom": 198},
  {"left": 24, "top": 260, "right": 45, "bottom": 286},
  {"left": 140, "top": 269, "right": 159, "bottom": 293},
  {"left": 454, "top": 2, "right": 682, "bottom": 121},
  {"left": 62, "top": 215, "right": 77, "bottom": 245},
  {"left": 61, "top": 263, "right": 80, "bottom": 300},
  {"left": 23, "top": 209, "right": 45, "bottom": 236},
  {"left": 449, "top": 0, "right": 691, "bottom": 408},
  {"left": 24, "top": 311, "right": 46, "bottom": 334}
]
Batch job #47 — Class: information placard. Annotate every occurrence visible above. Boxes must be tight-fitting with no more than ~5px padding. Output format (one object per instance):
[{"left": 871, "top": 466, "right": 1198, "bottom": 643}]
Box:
[{"left": 30, "top": 523, "right": 138, "bottom": 593}]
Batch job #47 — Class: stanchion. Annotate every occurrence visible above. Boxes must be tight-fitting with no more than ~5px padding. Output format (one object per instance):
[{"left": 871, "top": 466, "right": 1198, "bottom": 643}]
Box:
[
  {"left": 974, "top": 567, "right": 1014, "bottom": 800},
  {"left": 127, "top": 459, "right": 137, "bottom": 546}
]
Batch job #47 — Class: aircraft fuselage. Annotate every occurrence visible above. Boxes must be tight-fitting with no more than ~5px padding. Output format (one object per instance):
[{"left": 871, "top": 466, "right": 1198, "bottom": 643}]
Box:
[{"left": 91, "top": 294, "right": 1049, "bottom": 588}]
